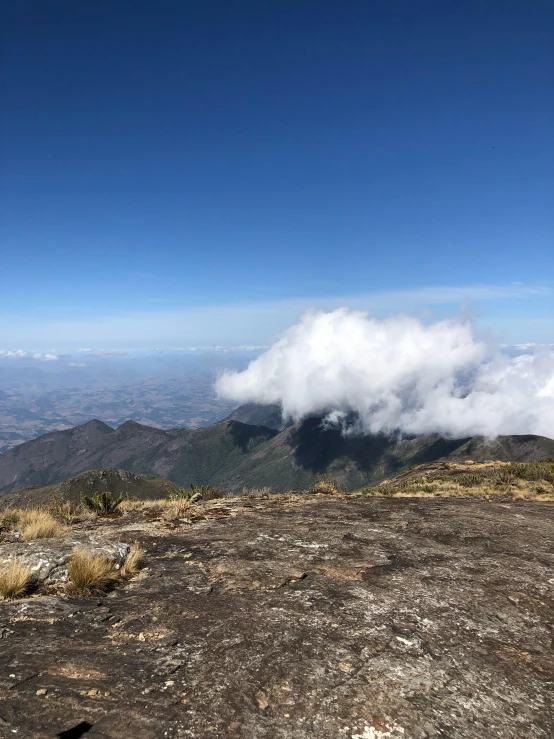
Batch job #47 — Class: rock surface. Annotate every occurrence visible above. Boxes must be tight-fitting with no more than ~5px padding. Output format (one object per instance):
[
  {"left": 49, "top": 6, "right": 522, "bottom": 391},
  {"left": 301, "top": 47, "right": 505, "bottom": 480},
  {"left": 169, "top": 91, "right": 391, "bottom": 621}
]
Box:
[
  {"left": 0, "top": 535, "right": 130, "bottom": 584},
  {"left": 0, "top": 495, "right": 553, "bottom": 738}
]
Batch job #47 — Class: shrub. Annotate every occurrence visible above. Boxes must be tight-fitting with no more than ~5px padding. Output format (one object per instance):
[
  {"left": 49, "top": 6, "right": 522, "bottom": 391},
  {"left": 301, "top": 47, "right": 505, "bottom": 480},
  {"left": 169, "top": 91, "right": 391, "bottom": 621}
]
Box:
[
  {"left": 82, "top": 491, "right": 123, "bottom": 515},
  {"left": 67, "top": 549, "right": 119, "bottom": 594},
  {"left": 0, "top": 560, "right": 33, "bottom": 600}
]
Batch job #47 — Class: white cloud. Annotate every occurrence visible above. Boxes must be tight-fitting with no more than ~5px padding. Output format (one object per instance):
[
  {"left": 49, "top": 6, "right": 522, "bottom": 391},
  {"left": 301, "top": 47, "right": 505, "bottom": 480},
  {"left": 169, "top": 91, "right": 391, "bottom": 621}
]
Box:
[
  {"left": 216, "top": 309, "right": 554, "bottom": 439},
  {"left": 0, "top": 350, "right": 58, "bottom": 361},
  {"left": 87, "top": 350, "right": 128, "bottom": 358}
]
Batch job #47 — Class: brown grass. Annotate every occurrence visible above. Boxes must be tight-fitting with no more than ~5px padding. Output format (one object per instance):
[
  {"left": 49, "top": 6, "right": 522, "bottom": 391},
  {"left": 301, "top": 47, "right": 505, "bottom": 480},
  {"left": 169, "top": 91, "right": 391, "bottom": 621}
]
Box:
[
  {"left": 241, "top": 487, "right": 272, "bottom": 499},
  {"left": 162, "top": 498, "right": 191, "bottom": 522},
  {"left": 0, "top": 508, "right": 25, "bottom": 530},
  {"left": 20, "top": 510, "right": 66, "bottom": 541},
  {"left": 120, "top": 544, "right": 145, "bottom": 578},
  {"left": 359, "top": 461, "right": 554, "bottom": 501},
  {"left": 67, "top": 549, "right": 119, "bottom": 595},
  {"left": 0, "top": 560, "right": 33, "bottom": 600},
  {"left": 1, "top": 508, "right": 67, "bottom": 540},
  {"left": 309, "top": 475, "right": 339, "bottom": 495}
]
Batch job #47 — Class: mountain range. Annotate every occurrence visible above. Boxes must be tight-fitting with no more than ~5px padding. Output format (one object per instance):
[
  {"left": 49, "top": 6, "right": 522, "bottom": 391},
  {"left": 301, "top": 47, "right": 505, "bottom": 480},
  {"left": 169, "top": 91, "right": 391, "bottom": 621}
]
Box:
[{"left": 0, "top": 404, "right": 553, "bottom": 496}]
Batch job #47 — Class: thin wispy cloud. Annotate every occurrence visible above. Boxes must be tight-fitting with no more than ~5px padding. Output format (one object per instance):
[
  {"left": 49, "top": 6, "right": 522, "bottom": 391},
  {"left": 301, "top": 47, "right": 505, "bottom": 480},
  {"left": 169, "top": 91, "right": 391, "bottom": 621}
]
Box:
[
  {"left": 0, "top": 350, "right": 59, "bottom": 361},
  {"left": 0, "top": 283, "right": 551, "bottom": 350}
]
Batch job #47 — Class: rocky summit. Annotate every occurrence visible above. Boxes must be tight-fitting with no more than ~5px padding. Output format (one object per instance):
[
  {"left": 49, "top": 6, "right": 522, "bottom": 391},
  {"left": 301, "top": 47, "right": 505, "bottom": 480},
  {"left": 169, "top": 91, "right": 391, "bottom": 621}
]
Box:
[{"left": 1, "top": 492, "right": 553, "bottom": 738}]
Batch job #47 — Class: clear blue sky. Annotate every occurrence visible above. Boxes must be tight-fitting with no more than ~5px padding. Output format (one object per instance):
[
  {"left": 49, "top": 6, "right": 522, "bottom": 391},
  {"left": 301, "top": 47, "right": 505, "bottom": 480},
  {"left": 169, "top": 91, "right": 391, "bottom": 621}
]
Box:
[{"left": 1, "top": 0, "right": 552, "bottom": 350}]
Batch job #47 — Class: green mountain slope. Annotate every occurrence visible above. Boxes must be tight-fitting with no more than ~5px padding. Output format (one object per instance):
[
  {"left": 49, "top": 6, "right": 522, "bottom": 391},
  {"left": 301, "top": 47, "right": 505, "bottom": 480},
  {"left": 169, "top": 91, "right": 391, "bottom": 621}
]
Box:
[
  {"left": 1, "top": 410, "right": 553, "bottom": 496},
  {"left": 0, "top": 419, "right": 278, "bottom": 495}
]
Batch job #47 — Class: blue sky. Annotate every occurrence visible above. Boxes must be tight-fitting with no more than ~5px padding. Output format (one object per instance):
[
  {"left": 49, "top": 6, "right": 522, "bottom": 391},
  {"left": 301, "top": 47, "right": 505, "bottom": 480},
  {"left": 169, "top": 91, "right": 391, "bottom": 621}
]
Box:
[{"left": 1, "top": 0, "right": 552, "bottom": 351}]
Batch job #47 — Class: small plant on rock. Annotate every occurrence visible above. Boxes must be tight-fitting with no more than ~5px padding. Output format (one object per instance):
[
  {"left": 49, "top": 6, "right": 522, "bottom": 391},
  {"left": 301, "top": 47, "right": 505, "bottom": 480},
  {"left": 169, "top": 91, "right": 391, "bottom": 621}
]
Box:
[
  {"left": 67, "top": 549, "right": 119, "bottom": 594},
  {"left": 120, "top": 543, "right": 145, "bottom": 578},
  {"left": 81, "top": 491, "right": 123, "bottom": 515},
  {"left": 0, "top": 560, "right": 33, "bottom": 600},
  {"left": 20, "top": 510, "right": 66, "bottom": 541}
]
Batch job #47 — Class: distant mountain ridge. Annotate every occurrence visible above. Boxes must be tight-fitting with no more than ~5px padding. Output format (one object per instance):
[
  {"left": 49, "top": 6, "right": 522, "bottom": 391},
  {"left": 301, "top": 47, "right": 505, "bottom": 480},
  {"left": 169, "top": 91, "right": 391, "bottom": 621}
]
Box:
[{"left": 0, "top": 407, "right": 553, "bottom": 495}]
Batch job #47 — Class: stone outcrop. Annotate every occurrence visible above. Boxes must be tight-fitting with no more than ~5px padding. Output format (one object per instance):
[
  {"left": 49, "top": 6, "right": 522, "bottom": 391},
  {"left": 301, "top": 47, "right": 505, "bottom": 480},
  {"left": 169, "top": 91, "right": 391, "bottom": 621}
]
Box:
[
  {"left": 0, "top": 495, "right": 553, "bottom": 738},
  {"left": 0, "top": 535, "right": 129, "bottom": 585}
]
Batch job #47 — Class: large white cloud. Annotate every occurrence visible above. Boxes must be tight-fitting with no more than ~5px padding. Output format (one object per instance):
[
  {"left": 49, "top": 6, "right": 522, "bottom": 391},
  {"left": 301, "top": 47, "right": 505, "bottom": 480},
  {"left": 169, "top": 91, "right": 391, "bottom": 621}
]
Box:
[{"left": 216, "top": 309, "right": 554, "bottom": 438}]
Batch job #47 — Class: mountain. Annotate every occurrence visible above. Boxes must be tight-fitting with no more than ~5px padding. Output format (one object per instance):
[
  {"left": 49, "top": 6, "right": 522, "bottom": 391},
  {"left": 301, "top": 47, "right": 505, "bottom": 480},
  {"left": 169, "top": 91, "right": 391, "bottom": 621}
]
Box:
[
  {"left": 223, "top": 403, "right": 289, "bottom": 430},
  {"left": 0, "top": 410, "right": 553, "bottom": 496},
  {"left": 0, "top": 418, "right": 278, "bottom": 495},
  {"left": 211, "top": 416, "right": 554, "bottom": 491},
  {"left": 0, "top": 467, "right": 185, "bottom": 511}
]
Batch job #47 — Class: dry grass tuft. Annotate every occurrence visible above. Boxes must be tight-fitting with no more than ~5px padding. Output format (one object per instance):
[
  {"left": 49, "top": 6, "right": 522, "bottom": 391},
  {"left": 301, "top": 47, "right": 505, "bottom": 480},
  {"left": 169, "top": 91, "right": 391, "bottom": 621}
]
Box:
[
  {"left": 67, "top": 549, "right": 119, "bottom": 595},
  {"left": 0, "top": 508, "right": 25, "bottom": 531},
  {"left": 46, "top": 495, "right": 78, "bottom": 524},
  {"left": 20, "top": 510, "right": 66, "bottom": 541},
  {"left": 0, "top": 560, "right": 34, "bottom": 600},
  {"left": 121, "top": 543, "right": 145, "bottom": 578},
  {"left": 162, "top": 498, "right": 191, "bottom": 522},
  {"left": 241, "top": 487, "right": 272, "bottom": 499},
  {"left": 1, "top": 508, "right": 66, "bottom": 540},
  {"left": 119, "top": 498, "right": 146, "bottom": 513},
  {"left": 309, "top": 475, "right": 339, "bottom": 495}
]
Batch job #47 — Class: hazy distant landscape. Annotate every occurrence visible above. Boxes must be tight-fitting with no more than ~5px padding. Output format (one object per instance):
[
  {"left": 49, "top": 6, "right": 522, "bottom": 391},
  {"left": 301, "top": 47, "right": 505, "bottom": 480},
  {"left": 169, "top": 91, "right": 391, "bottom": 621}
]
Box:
[{"left": 0, "top": 353, "right": 251, "bottom": 452}]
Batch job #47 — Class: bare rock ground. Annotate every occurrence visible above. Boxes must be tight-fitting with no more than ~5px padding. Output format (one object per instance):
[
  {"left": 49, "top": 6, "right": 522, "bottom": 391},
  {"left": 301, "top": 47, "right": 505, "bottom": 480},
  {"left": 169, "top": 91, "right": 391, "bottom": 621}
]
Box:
[{"left": 0, "top": 495, "right": 553, "bottom": 738}]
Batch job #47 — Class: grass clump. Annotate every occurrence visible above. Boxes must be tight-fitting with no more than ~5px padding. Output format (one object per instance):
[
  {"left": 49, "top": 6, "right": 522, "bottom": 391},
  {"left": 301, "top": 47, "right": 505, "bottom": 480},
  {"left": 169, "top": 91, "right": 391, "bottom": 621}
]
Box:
[
  {"left": 120, "top": 543, "right": 145, "bottom": 578},
  {"left": 455, "top": 473, "right": 484, "bottom": 488},
  {"left": 309, "top": 474, "right": 339, "bottom": 495},
  {"left": 0, "top": 509, "right": 66, "bottom": 541},
  {"left": 0, "top": 560, "right": 34, "bottom": 600},
  {"left": 162, "top": 498, "right": 191, "bottom": 522},
  {"left": 82, "top": 491, "right": 123, "bottom": 515},
  {"left": 0, "top": 509, "right": 24, "bottom": 531},
  {"left": 167, "top": 484, "right": 226, "bottom": 503},
  {"left": 242, "top": 487, "right": 272, "bottom": 499},
  {"left": 46, "top": 495, "right": 80, "bottom": 524},
  {"left": 67, "top": 549, "right": 119, "bottom": 595},
  {"left": 21, "top": 510, "right": 65, "bottom": 541}
]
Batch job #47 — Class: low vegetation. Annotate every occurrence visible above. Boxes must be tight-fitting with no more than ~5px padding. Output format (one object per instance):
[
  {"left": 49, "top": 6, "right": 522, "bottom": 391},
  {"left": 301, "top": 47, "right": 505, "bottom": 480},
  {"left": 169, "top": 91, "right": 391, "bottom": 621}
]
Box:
[
  {"left": 162, "top": 497, "right": 192, "bottom": 522},
  {"left": 0, "top": 560, "right": 33, "bottom": 600},
  {"left": 121, "top": 543, "right": 145, "bottom": 578},
  {"left": 309, "top": 475, "right": 339, "bottom": 495},
  {"left": 167, "top": 484, "right": 226, "bottom": 502},
  {"left": 242, "top": 487, "right": 272, "bottom": 499},
  {"left": 359, "top": 461, "right": 554, "bottom": 500},
  {"left": 0, "top": 508, "right": 66, "bottom": 541},
  {"left": 81, "top": 491, "right": 123, "bottom": 515},
  {"left": 67, "top": 548, "right": 119, "bottom": 595}
]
